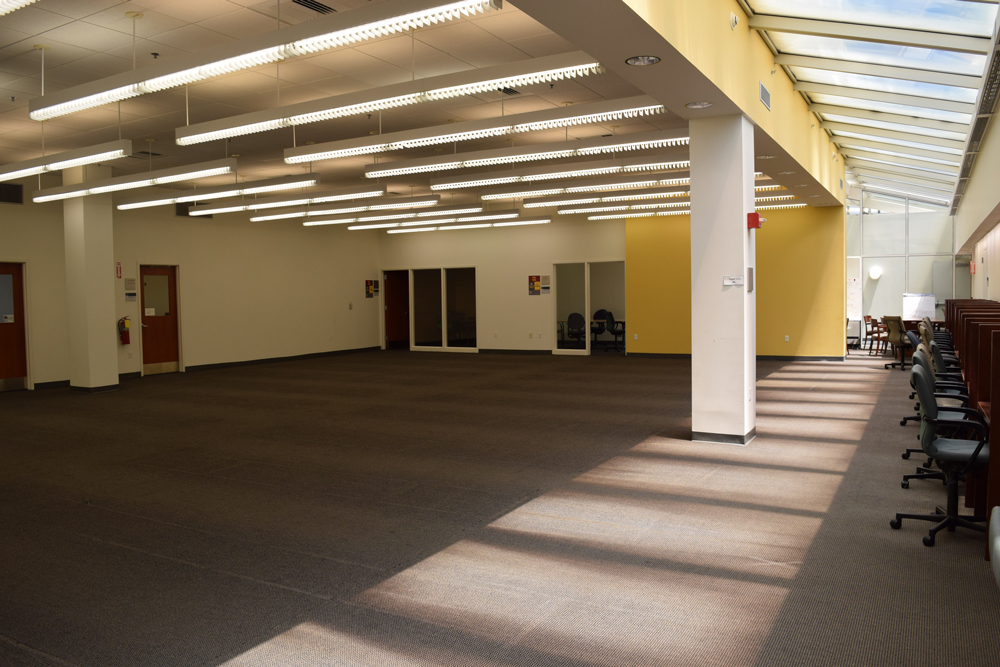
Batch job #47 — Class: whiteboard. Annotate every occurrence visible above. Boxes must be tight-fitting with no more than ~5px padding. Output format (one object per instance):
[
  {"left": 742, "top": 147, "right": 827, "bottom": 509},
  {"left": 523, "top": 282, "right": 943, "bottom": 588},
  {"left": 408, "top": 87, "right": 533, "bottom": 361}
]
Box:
[
  {"left": 903, "top": 293, "right": 935, "bottom": 320},
  {"left": 847, "top": 278, "right": 862, "bottom": 321}
]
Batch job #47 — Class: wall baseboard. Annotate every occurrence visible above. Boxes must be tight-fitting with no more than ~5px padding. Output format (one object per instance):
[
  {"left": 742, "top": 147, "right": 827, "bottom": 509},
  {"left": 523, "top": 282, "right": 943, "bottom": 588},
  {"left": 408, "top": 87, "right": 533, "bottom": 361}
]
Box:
[
  {"left": 692, "top": 428, "right": 756, "bottom": 445},
  {"left": 479, "top": 348, "right": 553, "bottom": 355},
  {"left": 757, "top": 355, "right": 845, "bottom": 362},
  {"left": 70, "top": 384, "right": 118, "bottom": 394},
  {"left": 119, "top": 372, "right": 141, "bottom": 380},
  {"left": 185, "top": 346, "right": 381, "bottom": 372},
  {"left": 33, "top": 380, "right": 70, "bottom": 390},
  {"left": 626, "top": 352, "right": 691, "bottom": 359}
]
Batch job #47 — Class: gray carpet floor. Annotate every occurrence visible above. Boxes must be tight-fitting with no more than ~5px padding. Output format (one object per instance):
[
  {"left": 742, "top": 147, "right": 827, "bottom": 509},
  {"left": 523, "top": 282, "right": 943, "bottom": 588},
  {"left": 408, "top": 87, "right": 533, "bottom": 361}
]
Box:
[{"left": 0, "top": 350, "right": 998, "bottom": 666}]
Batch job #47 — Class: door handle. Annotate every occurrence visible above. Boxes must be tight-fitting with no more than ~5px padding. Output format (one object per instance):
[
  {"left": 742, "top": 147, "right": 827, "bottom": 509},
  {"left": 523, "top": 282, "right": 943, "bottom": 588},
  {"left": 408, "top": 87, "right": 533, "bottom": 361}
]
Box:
[{"left": 141, "top": 324, "right": 149, "bottom": 328}]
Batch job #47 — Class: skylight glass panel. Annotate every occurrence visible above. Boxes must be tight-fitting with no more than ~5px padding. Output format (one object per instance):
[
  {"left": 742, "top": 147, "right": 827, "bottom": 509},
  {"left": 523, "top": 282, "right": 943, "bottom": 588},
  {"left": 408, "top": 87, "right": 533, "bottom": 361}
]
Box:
[
  {"left": 769, "top": 33, "right": 987, "bottom": 76},
  {"left": 809, "top": 93, "right": 973, "bottom": 124},
  {"left": 821, "top": 113, "right": 968, "bottom": 141},
  {"left": 857, "top": 172, "right": 954, "bottom": 193},
  {"left": 747, "top": 0, "right": 997, "bottom": 38},
  {"left": 831, "top": 129, "right": 964, "bottom": 154},
  {"left": 845, "top": 154, "right": 959, "bottom": 177},
  {"left": 788, "top": 66, "right": 978, "bottom": 103},
  {"left": 837, "top": 142, "right": 961, "bottom": 166}
]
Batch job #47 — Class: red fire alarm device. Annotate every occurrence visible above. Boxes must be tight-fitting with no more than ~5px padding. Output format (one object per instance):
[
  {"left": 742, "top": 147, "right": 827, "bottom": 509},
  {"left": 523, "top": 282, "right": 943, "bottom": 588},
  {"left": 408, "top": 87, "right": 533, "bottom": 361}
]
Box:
[
  {"left": 118, "top": 317, "right": 130, "bottom": 345},
  {"left": 747, "top": 212, "right": 766, "bottom": 229}
]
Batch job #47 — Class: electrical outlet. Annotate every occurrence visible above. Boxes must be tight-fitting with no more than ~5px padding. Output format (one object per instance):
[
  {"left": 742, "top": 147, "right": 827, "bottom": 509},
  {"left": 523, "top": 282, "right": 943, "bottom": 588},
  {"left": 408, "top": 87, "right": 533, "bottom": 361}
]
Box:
[
  {"left": 349, "top": 302, "right": 353, "bottom": 310},
  {"left": 784, "top": 335, "right": 789, "bottom": 342},
  {"left": 537, "top": 333, "right": 541, "bottom": 339},
  {"left": 128, "top": 352, "right": 132, "bottom": 358},
  {"left": 529, "top": 332, "right": 533, "bottom": 338},
  {"left": 633, "top": 334, "right": 637, "bottom": 340}
]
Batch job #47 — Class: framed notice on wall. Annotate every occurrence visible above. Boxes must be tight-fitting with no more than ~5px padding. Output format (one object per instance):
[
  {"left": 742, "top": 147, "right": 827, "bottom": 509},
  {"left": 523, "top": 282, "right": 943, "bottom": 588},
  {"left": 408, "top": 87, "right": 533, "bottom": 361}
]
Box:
[
  {"left": 528, "top": 275, "right": 540, "bottom": 295},
  {"left": 846, "top": 278, "right": 862, "bottom": 321},
  {"left": 365, "top": 280, "right": 374, "bottom": 298}
]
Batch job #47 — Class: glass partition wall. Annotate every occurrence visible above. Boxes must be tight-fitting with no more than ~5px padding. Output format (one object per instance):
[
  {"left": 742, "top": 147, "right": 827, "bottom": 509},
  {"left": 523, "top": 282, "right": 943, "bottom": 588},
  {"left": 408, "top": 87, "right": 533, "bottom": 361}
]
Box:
[
  {"left": 409, "top": 267, "right": 477, "bottom": 351},
  {"left": 555, "top": 263, "right": 587, "bottom": 352},
  {"left": 853, "top": 192, "right": 955, "bottom": 321}
]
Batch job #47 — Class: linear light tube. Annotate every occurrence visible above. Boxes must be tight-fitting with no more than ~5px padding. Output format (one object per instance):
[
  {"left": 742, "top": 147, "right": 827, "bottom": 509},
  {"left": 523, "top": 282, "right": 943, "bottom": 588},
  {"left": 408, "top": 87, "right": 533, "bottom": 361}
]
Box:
[
  {"left": 300, "top": 202, "right": 491, "bottom": 227},
  {"left": 0, "top": 1, "right": 39, "bottom": 16},
  {"left": 348, "top": 222, "right": 402, "bottom": 230},
  {"left": 365, "top": 130, "right": 690, "bottom": 179},
  {"left": 188, "top": 185, "right": 387, "bottom": 216},
  {"left": 0, "top": 140, "right": 132, "bottom": 183},
  {"left": 522, "top": 184, "right": 784, "bottom": 208},
  {"left": 387, "top": 227, "right": 438, "bottom": 234},
  {"left": 493, "top": 219, "right": 550, "bottom": 227},
  {"left": 176, "top": 52, "right": 599, "bottom": 146},
  {"left": 559, "top": 201, "right": 692, "bottom": 215},
  {"left": 117, "top": 174, "right": 319, "bottom": 210},
  {"left": 33, "top": 159, "right": 236, "bottom": 203},
  {"left": 756, "top": 184, "right": 784, "bottom": 191},
  {"left": 384, "top": 218, "right": 552, "bottom": 232},
  {"left": 754, "top": 195, "right": 797, "bottom": 202},
  {"left": 247, "top": 195, "right": 442, "bottom": 221},
  {"left": 588, "top": 210, "right": 689, "bottom": 220},
  {"left": 429, "top": 155, "right": 690, "bottom": 190},
  {"left": 401, "top": 211, "right": 519, "bottom": 226},
  {"left": 285, "top": 96, "right": 663, "bottom": 163},
  {"left": 483, "top": 176, "right": 690, "bottom": 202},
  {"left": 31, "top": 0, "right": 502, "bottom": 122},
  {"left": 755, "top": 203, "right": 808, "bottom": 210}
]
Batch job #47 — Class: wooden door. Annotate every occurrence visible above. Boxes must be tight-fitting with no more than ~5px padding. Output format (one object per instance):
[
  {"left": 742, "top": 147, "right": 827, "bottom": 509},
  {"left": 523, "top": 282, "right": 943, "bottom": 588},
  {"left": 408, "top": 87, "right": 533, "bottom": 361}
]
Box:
[
  {"left": 0, "top": 262, "right": 27, "bottom": 389},
  {"left": 140, "top": 265, "right": 179, "bottom": 374},
  {"left": 384, "top": 270, "right": 410, "bottom": 349}
]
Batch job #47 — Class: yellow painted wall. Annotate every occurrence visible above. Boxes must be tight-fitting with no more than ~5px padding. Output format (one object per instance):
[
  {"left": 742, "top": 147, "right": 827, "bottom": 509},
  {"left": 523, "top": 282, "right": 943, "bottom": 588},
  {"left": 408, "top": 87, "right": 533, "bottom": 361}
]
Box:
[
  {"left": 626, "top": 206, "right": 846, "bottom": 357},
  {"left": 624, "top": 0, "right": 846, "bottom": 202}
]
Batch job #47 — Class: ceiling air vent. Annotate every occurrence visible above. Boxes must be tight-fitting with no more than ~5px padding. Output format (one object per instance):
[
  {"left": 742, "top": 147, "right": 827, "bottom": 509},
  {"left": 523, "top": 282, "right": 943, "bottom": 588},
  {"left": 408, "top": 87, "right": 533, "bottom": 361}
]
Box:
[
  {"left": 968, "top": 115, "right": 991, "bottom": 153},
  {"left": 978, "top": 49, "right": 1000, "bottom": 115},
  {"left": 759, "top": 82, "right": 771, "bottom": 110},
  {"left": 130, "top": 150, "right": 162, "bottom": 159},
  {"left": 293, "top": 0, "right": 336, "bottom": 13},
  {"left": 960, "top": 152, "right": 976, "bottom": 179},
  {"left": 500, "top": 87, "right": 521, "bottom": 96}
]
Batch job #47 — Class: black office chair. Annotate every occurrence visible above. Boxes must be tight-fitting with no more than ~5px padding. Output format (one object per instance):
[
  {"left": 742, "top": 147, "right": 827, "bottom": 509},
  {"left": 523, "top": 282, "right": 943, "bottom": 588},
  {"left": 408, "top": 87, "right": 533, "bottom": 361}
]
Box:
[
  {"left": 890, "top": 364, "right": 990, "bottom": 546},
  {"left": 884, "top": 316, "right": 910, "bottom": 370},
  {"left": 991, "top": 508, "right": 1000, "bottom": 589},
  {"left": 591, "top": 309, "right": 607, "bottom": 350},
  {"left": 567, "top": 312, "right": 586, "bottom": 348},
  {"left": 604, "top": 311, "right": 625, "bottom": 352}
]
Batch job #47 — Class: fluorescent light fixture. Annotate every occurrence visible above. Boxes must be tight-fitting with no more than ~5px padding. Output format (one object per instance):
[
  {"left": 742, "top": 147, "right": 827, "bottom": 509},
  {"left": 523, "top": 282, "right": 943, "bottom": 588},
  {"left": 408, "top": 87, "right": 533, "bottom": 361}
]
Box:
[
  {"left": 348, "top": 222, "right": 403, "bottom": 230},
  {"left": 117, "top": 173, "right": 319, "bottom": 210},
  {"left": 430, "top": 155, "right": 690, "bottom": 190},
  {"left": 285, "top": 96, "right": 663, "bottom": 163},
  {"left": 588, "top": 210, "right": 689, "bottom": 220},
  {"left": 482, "top": 174, "right": 690, "bottom": 201},
  {"left": 176, "top": 51, "right": 600, "bottom": 146},
  {"left": 33, "top": 159, "right": 236, "bottom": 203},
  {"left": 755, "top": 195, "right": 797, "bottom": 202},
  {"left": 558, "top": 200, "right": 691, "bottom": 215},
  {"left": 0, "top": 140, "right": 131, "bottom": 183},
  {"left": 0, "top": 1, "right": 39, "bottom": 16},
  {"left": 188, "top": 185, "right": 387, "bottom": 215},
  {"left": 755, "top": 203, "right": 808, "bottom": 210},
  {"left": 247, "top": 195, "right": 442, "bottom": 222},
  {"left": 31, "top": 0, "right": 502, "bottom": 122},
  {"left": 385, "top": 217, "right": 552, "bottom": 232},
  {"left": 364, "top": 129, "right": 690, "bottom": 179},
  {"left": 755, "top": 184, "right": 784, "bottom": 192},
  {"left": 400, "top": 211, "right": 519, "bottom": 225},
  {"left": 523, "top": 185, "right": 693, "bottom": 208}
]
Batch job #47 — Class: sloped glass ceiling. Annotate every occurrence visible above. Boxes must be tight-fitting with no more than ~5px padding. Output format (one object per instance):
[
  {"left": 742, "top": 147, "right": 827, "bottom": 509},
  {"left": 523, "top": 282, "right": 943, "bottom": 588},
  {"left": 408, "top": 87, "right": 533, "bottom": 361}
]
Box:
[{"left": 747, "top": 0, "right": 999, "bottom": 206}]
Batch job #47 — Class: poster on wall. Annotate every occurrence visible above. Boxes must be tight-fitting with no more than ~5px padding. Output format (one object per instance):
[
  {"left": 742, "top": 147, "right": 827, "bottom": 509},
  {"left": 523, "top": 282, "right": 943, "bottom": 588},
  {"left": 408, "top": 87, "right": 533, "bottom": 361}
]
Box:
[
  {"left": 846, "top": 278, "right": 862, "bottom": 321},
  {"left": 528, "top": 275, "right": 540, "bottom": 295},
  {"left": 365, "top": 280, "right": 374, "bottom": 298},
  {"left": 541, "top": 275, "right": 550, "bottom": 294}
]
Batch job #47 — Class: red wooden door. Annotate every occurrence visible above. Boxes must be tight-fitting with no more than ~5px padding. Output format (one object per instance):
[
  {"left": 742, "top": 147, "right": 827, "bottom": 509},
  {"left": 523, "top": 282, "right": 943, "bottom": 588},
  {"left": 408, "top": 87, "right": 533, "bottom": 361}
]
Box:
[
  {"left": 384, "top": 270, "right": 410, "bottom": 349},
  {"left": 0, "top": 263, "right": 27, "bottom": 380},
  {"left": 140, "top": 265, "right": 179, "bottom": 369}
]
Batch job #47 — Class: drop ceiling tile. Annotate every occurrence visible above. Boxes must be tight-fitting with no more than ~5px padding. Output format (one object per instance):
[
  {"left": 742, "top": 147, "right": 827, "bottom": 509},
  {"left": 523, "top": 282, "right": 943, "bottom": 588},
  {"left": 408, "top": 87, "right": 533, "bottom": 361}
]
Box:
[
  {"left": 416, "top": 22, "right": 529, "bottom": 68},
  {"left": 149, "top": 24, "right": 237, "bottom": 51},
  {"left": 305, "top": 49, "right": 411, "bottom": 87},
  {"left": 41, "top": 23, "right": 136, "bottom": 52},
  {"left": 139, "top": 0, "right": 243, "bottom": 24},
  {"left": 82, "top": 7, "right": 190, "bottom": 40},
  {"left": 355, "top": 35, "right": 472, "bottom": 76},
  {"left": 103, "top": 38, "right": 191, "bottom": 63},
  {"left": 0, "top": 25, "right": 32, "bottom": 46},
  {"left": 0, "top": 42, "right": 96, "bottom": 71},
  {"left": 273, "top": 59, "right": 346, "bottom": 85},
  {"left": 198, "top": 8, "right": 281, "bottom": 39},
  {"left": 507, "top": 34, "right": 579, "bottom": 58},
  {"left": 0, "top": 7, "right": 73, "bottom": 34},
  {"left": 2, "top": 77, "right": 65, "bottom": 96},
  {"left": 56, "top": 52, "right": 133, "bottom": 79},
  {"left": 469, "top": 9, "right": 551, "bottom": 41},
  {"left": 29, "top": 0, "right": 124, "bottom": 20}
]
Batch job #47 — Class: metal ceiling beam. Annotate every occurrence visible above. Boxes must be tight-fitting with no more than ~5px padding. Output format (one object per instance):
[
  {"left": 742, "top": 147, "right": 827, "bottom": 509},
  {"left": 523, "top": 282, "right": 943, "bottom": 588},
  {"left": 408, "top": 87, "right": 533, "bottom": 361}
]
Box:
[
  {"left": 775, "top": 54, "right": 982, "bottom": 89},
  {"left": 848, "top": 180, "right": 952, "bottom": 203},
  {"left": 831, "top": 136, "right": 964, "bottom": 163},
  {"left": 794, "top": 82, "right": 976, "bottom": 114},
  {"left": 853, "top": 171, "right": 955, "bottom": 193},
  {"left": 845, "top": 160, "right": 957, "bottom": 184},
  {"left": 822, "top": 121, "right": 967, "bottom": 151},
  {"left": 748, "top": 15, "right": 992, "bottom": 54},
  {"left": 809, "top": 104, "right": 970, "bottom": 134},
  {"left": 841, "top": 149, "right": 961, "bottom": 175}
]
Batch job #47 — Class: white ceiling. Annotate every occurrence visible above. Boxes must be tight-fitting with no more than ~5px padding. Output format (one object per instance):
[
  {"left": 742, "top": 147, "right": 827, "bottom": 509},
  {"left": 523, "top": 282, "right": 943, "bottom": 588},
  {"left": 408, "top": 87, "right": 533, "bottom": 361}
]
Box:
[{"left": 0, "top": 0, "right": 683, "bottom": 201}]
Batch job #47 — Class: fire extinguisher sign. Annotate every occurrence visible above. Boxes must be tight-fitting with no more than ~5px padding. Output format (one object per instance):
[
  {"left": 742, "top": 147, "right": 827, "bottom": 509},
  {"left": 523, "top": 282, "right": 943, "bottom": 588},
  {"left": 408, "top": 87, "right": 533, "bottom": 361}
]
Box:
[{"left": 116, "top": 262, "right": 122, "bottom": 279}]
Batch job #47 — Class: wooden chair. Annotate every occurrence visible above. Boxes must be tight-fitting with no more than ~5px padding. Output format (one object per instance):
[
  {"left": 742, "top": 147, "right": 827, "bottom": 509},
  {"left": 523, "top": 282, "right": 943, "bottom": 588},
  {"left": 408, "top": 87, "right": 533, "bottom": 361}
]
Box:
[{"left": 869, "top": 318, "right": 888, "bottom": 356}]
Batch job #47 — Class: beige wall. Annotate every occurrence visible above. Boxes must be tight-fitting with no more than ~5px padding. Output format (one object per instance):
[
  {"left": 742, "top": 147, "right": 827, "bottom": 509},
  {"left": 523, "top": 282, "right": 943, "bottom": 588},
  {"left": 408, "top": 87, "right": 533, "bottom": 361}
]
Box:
[
  {"left": 113, "top": 206, "right": 382, "bottom": 372},
  {"left": 378, "top": 218, "right": 625, "bottom": 351},
  {"left": 0, "top": 175, "right": 70, "bottom": 386}
]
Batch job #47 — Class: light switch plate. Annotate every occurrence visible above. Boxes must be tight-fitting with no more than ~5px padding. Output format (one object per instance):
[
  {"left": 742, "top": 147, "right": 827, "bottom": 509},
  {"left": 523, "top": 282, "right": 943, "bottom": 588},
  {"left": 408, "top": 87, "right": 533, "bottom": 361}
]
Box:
[{"left": 723, "top": 275, "right": 745, "bottom": 286}]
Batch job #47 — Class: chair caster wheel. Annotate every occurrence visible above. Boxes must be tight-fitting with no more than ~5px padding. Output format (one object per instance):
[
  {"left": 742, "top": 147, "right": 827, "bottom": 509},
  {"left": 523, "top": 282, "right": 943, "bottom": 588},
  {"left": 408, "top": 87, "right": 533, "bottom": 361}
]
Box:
[
  {"left": 890, "top": 518, "right": 902, "bottom": 530},
  {"left": 901, "top": 480, "right": 909, "bottom": 489},
  {"left": 902, "top": 452, "right": 910, "bottom": 459},
  {"left": 923, "top": 535, "right": 935, "bottom": 547},
  {"left": 900, "top": 419, "right": 907, "bottom": 426}
]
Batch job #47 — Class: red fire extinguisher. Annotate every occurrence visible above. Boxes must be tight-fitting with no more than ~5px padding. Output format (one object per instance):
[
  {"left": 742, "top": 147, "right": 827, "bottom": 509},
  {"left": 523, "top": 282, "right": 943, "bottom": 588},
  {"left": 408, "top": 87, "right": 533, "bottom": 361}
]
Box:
[{"left": 118, "top": 316, "right": 130, "bottom": 345}]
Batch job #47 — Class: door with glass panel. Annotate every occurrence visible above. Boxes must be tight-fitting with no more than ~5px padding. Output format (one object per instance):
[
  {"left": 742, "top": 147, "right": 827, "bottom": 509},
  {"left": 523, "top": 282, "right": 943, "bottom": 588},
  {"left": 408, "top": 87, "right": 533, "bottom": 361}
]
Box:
[
  {"left": 0, "top": 262, "right": 27, "bottom": 391},
  {"left": 410, "top": 267, "right": 477, "bottom": 351},
  {"left": 555, "top": 263, "right": 587, "bottom": 352},
  {"left": 140, "top": 265, "right": 179, "bottom": 375}
]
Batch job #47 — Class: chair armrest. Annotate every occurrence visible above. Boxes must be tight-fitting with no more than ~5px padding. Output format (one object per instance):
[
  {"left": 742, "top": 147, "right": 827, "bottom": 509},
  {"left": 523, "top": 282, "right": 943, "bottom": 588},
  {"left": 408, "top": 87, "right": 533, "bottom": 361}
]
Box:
[
  {"left": 934, "top": 393, "right": 969, "bottom": 406},
  {"left": 929, "top": 417, "right": 988, "bottom": 439},
  {"left": 934, "top": 381, "right": 967, "bottom": 391},
  {"left": 941, "top": 407, "right": 985, "bottom": 421}
]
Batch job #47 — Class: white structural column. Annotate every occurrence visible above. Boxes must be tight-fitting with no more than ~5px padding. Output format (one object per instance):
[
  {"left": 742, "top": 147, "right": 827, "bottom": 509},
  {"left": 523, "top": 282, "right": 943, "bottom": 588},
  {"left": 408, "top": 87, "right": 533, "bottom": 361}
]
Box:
[
  {"left": 63, "top": 165, "right": 119, "bottom": 392},
  {"left": 689, "top": 115, "right": 756, "bottom": 443}
]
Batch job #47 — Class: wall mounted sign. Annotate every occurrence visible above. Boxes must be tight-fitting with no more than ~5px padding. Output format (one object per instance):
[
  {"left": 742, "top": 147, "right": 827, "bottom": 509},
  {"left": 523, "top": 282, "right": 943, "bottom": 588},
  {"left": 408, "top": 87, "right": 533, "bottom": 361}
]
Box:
[
  {"left": 529, "top": 275, "right": 540, "bottom": 295},
  {"left": 541, "top": 275, "right": 550, "bottom": 294},
  {"left": 115, "top": 261, "right": 121, "bottom": 279},
  {"left": 365, "top": 280, "right": 374, "bottom": 298}
]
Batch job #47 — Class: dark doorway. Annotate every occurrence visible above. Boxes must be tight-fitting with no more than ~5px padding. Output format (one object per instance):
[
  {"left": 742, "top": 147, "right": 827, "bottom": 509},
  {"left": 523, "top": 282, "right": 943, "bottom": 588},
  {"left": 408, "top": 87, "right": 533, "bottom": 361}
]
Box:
[
  {"left": 383, "top": 270, "right": 409, "bottom": 350},
  {"left": 0, "top": 262, "right": 27, "bottom": 391},
  {"left": 141, "top": 265, "right": 180, "bottom": 374}
]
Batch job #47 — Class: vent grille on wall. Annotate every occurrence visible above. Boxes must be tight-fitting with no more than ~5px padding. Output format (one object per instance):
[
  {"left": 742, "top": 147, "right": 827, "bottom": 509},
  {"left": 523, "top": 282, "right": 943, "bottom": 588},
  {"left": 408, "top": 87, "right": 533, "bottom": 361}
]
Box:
[
  {"left": 759, "top": 82, "right": 770, "bottom": 110},
  {"left": 0, "top": 183, "right": 23, "bottom": 204}
]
